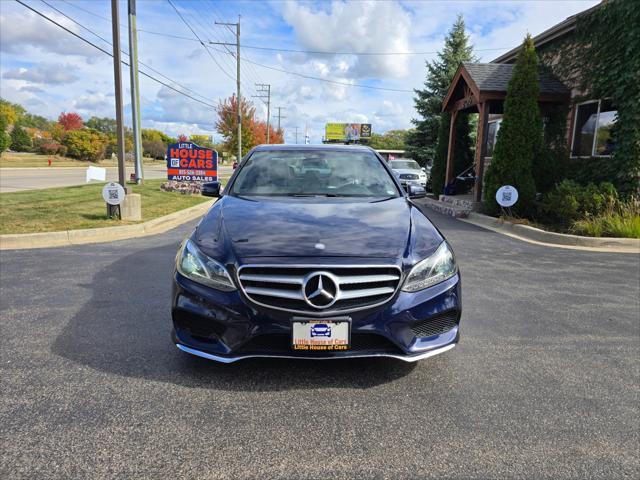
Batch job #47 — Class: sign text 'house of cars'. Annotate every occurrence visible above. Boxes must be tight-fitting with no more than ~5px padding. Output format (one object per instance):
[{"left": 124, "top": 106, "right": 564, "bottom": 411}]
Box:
[{"left": 166, "top": 142, "right": 218, "bottom": 182}]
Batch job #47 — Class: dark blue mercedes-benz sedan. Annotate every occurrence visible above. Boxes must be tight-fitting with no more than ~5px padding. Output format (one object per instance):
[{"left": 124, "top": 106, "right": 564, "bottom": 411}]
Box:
[{"left": 171, "top": 144, "right": 461, "bottom": 363}]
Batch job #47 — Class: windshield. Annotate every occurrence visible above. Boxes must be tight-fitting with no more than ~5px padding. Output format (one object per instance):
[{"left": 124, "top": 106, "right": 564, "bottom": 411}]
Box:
[
  {"left": 390, "top": 160, "right": 420, "bottom": 170},
  {"left": 230, "top": 150, "right": 400, "bottom": 197}
]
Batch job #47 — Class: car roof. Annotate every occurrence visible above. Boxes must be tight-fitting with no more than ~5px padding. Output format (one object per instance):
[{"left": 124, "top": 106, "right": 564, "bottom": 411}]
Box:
[{"left": 252, "top": 144, "right": 375, "bottom": 153}]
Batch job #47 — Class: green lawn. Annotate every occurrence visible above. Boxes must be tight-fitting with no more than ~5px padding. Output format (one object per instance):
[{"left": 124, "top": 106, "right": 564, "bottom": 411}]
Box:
[
  {"left": 0, "top": 152, "right": 165, "bottom": 168},
  {"left": 0, "top": 179, "right": 213, "bottom": 234}
]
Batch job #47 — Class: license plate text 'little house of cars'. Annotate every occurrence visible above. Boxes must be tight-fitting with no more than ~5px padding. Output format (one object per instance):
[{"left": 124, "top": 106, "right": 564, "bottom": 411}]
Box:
[{"left": 292, "top": 321, "right": 350, "bottom": 351}]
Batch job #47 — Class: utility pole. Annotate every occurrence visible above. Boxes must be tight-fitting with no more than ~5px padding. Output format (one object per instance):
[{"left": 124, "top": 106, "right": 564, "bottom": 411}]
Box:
[
  {"left": 214, "top": 16, "right": 241, "bottom": 161},
  {"left": 294, "top": 127, "right": 299, "bottom": 145},
  {"left": 110, "top": 0, "right": 126, "bottom": 189},
  {"left": 252, "top": 84, "right": 271, "bottom": 143},
  {"left": 273, "top": 106, "right": 286, "bottom": 133},
  {"left": 128, "top": 0, "right": 143, "bottom": 183}
]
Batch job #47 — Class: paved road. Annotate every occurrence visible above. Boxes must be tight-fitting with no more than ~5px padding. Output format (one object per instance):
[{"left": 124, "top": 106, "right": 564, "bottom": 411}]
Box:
[
  {"left": 1, "top": 209, "right": 638, "bottom": 479},
  {"left": 0, "top": 165, "right": 234, "bottom": 192}
]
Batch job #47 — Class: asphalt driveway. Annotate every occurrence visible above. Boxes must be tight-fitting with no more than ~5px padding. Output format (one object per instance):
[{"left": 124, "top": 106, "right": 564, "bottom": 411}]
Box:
[{"left": 1, "top": 209, "right": 638, "bottom": 479}]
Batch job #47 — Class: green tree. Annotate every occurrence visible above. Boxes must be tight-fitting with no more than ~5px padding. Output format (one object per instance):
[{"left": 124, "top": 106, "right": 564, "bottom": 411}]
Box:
[
  {"left": 63, "top": 129, "right": 108, "bottom": 161},
  {"left": 142, "top": 140, "right": 167, "bottom": 159},
  {"left": 86, "top": 117, "right": 117, "bottom": 135},
  {"left": 142, "top": 128, "right": 174, "bottom": 144},
  {"left": 406, "top": 15, "right": 476, "bottom": 195},
  {"left": 369, "top": 129, "right": 408, "bottom": 150},
  {"left": 10, "top": 125, "right": 32, "bottom": 152},
  {"left": 190, "top": 134, "right": 215, "bottom": 148},
  {"left": 0, "top": 98, "right": 26, "bottom": 125},
  {"left": 0, "top": 115, "right": 10, "bottom": 153},
  {"left": 484, "top": 35, "right": 541, "bottom": 216},
  {"left": 21, "top": 113, "right": 52, "bottom": 130}
]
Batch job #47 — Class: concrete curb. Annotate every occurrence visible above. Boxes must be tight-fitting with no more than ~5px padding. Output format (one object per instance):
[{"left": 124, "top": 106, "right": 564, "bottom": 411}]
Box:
[
  {"left": 462, "top": 212, "right": 640, "bottom": 254},
  {"left": 0, "top": 200, "right": 215, "bottom": 251}
]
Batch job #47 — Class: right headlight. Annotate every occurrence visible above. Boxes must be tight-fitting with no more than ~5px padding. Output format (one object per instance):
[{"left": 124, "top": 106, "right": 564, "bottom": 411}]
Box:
[
  {"left": 176, "top": 238, "right": 236, "bottom": 292},
  {"left": 402, "top": 242, "right": 458, "bottom": 292}
]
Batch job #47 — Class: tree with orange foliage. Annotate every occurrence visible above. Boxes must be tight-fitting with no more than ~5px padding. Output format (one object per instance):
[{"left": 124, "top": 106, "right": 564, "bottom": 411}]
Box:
[
  {"left": 57, "top": 112, "right": 83, "bottom": 131},
  {"left": 253, "top": 121, "right": 284, "bottom": 145},
  {"left": 215, "top": 94, "right": 257, "bottom": 158}
]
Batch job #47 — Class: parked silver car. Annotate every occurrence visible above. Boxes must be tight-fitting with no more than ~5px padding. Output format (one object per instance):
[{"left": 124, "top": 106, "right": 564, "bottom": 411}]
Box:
[{"left": 389, "top": 159, "right": 427, "bottom": 188}]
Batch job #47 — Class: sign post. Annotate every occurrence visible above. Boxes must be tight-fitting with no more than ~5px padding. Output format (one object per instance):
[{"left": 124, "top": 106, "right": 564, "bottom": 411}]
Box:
[
  {"left": 496, "top": 185, "right": 518, "bottom": 217},
  {"left": 103, "top": 182, "right": 126, "bottom": 219}
]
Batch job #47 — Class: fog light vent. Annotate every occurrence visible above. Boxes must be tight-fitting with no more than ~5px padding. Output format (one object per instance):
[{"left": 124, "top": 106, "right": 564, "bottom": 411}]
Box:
[{"left": 411, "top": 310, "right": 459, "bottom": 338}]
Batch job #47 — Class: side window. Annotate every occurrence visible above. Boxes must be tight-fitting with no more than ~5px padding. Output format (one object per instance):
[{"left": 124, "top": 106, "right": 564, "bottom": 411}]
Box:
[
  {"left": 594, "top": 100, "right": 617, "bottom": 156},
  {"left": 571, "top": 100, "right": 617, "bottom": 157}
]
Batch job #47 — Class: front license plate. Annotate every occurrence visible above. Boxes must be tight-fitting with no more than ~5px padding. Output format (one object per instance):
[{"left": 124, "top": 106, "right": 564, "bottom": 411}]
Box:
[{"left": 291, "top": 319, "right": 350, "bottom": 351}]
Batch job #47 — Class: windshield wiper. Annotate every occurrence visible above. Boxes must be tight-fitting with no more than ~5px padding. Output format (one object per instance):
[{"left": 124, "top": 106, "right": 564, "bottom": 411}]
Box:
[
  {"left": 370, "top": 196, "right": 397, "bottom": 203},
  {"left": 288, "top": 193, "right": 339, "bottom": 197}
]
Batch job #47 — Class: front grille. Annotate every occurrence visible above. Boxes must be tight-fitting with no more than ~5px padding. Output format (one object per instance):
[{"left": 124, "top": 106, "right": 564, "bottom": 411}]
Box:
[
  {"left": 236, "top": 333, "right": 402, "bottom": 355},
  {"left": 399, "top": 173, "right": 419, "bottom": 180},
  {"left": 411, "top": 310, "right": 459, "bottom": 338},
  {"left": 237, "top": 265, "right": 402, "bottom": 315}
]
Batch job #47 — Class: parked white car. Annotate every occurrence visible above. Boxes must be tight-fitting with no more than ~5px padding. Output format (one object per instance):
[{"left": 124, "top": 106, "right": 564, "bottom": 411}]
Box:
[{"left": 389, "top": 159, "right": 427, "bottom": 188}]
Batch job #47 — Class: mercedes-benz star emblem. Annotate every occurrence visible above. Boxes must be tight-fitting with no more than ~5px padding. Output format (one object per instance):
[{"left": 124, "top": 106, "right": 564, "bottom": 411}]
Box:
[{"left": 303, "top": 272, "right": 339, "bottom": 309}]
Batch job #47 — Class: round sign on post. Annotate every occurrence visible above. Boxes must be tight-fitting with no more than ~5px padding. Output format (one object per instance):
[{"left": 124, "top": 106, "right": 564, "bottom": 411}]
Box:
[
  {"left": 496, "top": 185, "right": 518, "bottom": 208},
  {"left": 102, "top": 182, "right": 126, "bottom": 206}
]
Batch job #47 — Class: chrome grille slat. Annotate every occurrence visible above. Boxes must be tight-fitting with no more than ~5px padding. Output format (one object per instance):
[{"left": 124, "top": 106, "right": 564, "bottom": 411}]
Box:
[
  {"left": 338, "top": 274, "right": 400, "bottom": 284},
  {"left": 239, "top": 274, "right": 304, "bottom": 284},
  {"left": 244, "top": 286, "right": 304, "bottom": 300},
  {"left": 339, "top": 286, "right": 395, "bottom": 300},
  {"left": 237, "top": 264, "right": 403, "bottom": 316}
]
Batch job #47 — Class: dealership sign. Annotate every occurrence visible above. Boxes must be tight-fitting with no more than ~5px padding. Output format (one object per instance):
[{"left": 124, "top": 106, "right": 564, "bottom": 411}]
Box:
[
  {"left": 325, "top": 123, "right": 372, "bottom": 141},
  {"left": 166, "top": 142, "right": 217, "bottom": 182}
]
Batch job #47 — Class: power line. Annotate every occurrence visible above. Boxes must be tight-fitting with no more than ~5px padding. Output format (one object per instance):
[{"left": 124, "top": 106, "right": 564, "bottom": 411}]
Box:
[
  {"left": 208, "top": 47, "right": 415, "bottom": 93},
  {"left": 136, "top": 28, "right": 506, "bottom": 56},
  {"left": 53, "top": 1, "right": 500, "bottom": 94},
  {"left": 191, "top": 1, "right": 264, "bottom": 98},
  {"left": 237, "top": 44, "right": 507, "bottom": 56},
  {"left": 166, "top": 0, "right": 236, "bottom": 83},
  {"left": 40, "top": 0, "right": 214, "bottom": 104},
  {"left": 14, "top": 0, "right": 218, "bottom": 109}
]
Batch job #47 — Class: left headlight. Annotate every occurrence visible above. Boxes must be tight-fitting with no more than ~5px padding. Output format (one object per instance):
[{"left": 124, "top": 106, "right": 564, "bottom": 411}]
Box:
[
  {"left": 402, "top": 242, "right": 457, "bottom": 292},
  {"left": 176, "top": 238, "right": 236, "bottom": 291}
]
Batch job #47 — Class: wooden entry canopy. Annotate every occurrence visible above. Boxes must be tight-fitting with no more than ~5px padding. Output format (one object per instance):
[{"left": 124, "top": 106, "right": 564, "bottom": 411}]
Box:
[{"left": 441, "top": 62, "right": 569, "bottom": 202}]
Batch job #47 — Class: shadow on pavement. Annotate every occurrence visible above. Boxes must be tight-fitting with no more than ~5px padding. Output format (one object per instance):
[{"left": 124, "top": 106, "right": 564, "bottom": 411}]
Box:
[{"left": 52, "top": 243, "right": 417, "bottom": 391}]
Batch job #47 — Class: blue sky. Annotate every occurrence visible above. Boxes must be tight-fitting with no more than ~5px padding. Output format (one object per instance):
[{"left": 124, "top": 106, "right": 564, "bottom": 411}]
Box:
[{"left": 0, "top": 0, "right": 600, "bottom": 143}]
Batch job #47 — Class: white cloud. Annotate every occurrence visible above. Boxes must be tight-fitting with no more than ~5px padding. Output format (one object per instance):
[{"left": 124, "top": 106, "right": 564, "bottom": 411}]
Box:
[
  {"left": 0, "top": 10, "right": 97, "bottom": 59},
  {"left": 280, "top": 0, "right": 412, "bottom": 78},
  {"left": 73, "top": 92, "right": 112, "bottom": 114},
  {"left": 3, "top": 64, "right": 78, "bottom": 85}
]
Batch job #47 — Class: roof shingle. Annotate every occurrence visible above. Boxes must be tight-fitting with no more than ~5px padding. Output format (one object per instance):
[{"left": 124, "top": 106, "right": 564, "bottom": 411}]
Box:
[{"left": 462, "top": 62, "right": 569, "bottom": 95}]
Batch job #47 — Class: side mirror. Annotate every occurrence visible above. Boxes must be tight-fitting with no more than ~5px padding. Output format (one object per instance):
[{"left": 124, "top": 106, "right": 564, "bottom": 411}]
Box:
[
  {"left": 407, "top": 184, "right": 426, "bottom": 199},
  {"left": 421, "top": 167, "right": 426, "bottom": 172},
  {"left": 202, "top": 181, "right": 221, "bottom": 197}
]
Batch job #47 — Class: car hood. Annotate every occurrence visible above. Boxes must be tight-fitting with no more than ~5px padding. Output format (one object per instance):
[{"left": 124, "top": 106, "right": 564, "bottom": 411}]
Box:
[{"left": 194, "top": 195, "right": 443, "bottom": 261}]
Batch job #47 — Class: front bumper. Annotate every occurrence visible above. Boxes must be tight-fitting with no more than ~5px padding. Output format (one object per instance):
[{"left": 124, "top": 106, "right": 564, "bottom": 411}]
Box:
[
  {"left": 172, "top": 271, "right": 461, "bottom": 363},
  {"left": 400, "top": 179, "right": 427, "bottom": 189}
]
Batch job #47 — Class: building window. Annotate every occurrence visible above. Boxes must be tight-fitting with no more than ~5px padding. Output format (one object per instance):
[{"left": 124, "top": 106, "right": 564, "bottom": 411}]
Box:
[
  {"left": 571, "top": 100, "right": 617, "bottom": 157},
  {"left": 485, "top": 119, "right": 501, "bottom": 157}
]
